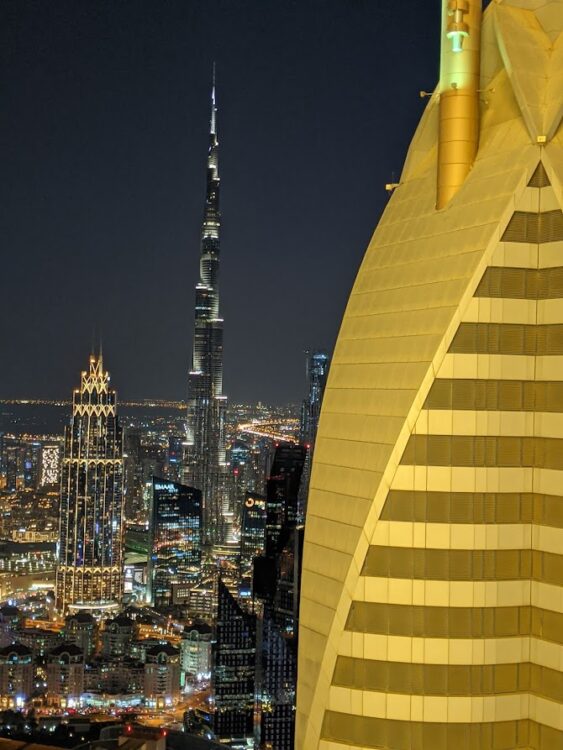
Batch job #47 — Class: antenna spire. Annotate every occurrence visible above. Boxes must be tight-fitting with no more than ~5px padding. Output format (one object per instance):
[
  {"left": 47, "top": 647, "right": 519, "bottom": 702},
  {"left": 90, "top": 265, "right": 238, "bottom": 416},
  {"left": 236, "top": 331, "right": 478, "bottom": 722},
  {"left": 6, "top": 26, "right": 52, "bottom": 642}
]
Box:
[
  {"left": 210, "top": 62, "right": 217, "bottom": 136},
  {"left": 437, "top": 0, "right": 482, "bottom": 208}
]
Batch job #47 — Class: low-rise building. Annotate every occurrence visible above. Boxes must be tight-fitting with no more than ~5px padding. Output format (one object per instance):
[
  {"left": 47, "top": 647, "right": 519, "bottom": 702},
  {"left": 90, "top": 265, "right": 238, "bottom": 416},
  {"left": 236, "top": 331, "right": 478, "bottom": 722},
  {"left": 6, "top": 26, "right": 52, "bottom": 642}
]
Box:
[
  {"left": 187, "top": 578, "right": 216, "bottom": 622},
  {"left": 16, "top": 626, "right": 61, "bottom": 657},
  {"left": 0, "top": 643, "right": 34, "bottom": 708},
  {"left": 85, "top": 657, "right": 144, "bottom": 696},
  {"left": 180, "top": 624, "right": 212, "bottom": 682},
  {"left": 0, "top": 607, "right": 21, "bottom": 647},
  {"left": 46, "top": 643, "right": 84, "bottom": 707},
  {"left": 64, "top": 612, "right": 97, "bottom": 658},
  {"left": 101, "top": 615, "right": 135, "bottom": 658},
  {"left": 143, "top": 643, "right": 180, "bottom": 709}
]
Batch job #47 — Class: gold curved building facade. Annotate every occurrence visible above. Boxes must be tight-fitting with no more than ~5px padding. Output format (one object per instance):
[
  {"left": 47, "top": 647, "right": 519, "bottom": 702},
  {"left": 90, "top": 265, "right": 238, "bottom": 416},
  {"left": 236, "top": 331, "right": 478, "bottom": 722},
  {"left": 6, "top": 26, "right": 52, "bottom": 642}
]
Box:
[{"left": 297, "top": 1, "right": 563, "bottom": 748}]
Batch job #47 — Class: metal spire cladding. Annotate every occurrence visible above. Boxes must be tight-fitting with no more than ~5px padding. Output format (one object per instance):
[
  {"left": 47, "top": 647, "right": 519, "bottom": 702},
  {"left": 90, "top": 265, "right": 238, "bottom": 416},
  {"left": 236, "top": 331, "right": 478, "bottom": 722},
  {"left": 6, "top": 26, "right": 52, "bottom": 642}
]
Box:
[{"left": 184, "top": 68, "right": 228, "bottom": 545}]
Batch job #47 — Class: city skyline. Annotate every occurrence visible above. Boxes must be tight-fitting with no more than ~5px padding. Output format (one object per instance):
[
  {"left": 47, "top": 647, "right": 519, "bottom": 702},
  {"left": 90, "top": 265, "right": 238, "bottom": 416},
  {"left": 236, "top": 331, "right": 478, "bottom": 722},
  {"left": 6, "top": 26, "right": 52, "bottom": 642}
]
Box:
[
  {"left": 0, "top": 0, "right": 440, "bottom": 405},
  {"left": 1, "top": 2, "right": 562, "bottom": 749}
]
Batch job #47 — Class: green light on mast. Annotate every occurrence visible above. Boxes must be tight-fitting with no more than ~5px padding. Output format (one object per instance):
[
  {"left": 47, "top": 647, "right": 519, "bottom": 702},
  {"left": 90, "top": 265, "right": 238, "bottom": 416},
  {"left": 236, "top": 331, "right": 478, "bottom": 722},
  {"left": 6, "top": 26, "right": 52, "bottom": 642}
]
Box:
[
  {"left": 447, "top": 28, "right": 469, "bottom": 53},
  {"left": 447, "top": 0, "right": 470, "bottom": 53}
]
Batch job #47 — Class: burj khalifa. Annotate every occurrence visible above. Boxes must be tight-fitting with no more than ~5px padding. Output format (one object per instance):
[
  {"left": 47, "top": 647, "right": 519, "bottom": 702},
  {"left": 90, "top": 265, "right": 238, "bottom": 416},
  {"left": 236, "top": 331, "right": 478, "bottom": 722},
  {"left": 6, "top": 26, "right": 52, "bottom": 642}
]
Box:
[{"left": 184, "top": 69, "right": 228, "bottom": 545}]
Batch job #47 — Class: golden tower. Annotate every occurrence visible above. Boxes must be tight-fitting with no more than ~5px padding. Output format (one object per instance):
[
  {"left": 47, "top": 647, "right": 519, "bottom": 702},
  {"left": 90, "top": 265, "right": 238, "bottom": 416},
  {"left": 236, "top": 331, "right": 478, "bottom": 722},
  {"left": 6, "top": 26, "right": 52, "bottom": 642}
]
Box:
[
  {"left": 297, "top": 1, "right": 563, "bottom": 748},
  {"left": 56, "top": 354, "right": 124, "bottom": 614}
]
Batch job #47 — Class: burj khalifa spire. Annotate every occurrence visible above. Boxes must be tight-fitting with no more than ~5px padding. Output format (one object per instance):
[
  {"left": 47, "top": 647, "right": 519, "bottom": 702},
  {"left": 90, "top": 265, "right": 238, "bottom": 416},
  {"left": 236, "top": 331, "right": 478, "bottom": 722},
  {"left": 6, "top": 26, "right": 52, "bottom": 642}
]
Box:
[{"left": 184, "top": 66, "right": 228, "bottom": 545}]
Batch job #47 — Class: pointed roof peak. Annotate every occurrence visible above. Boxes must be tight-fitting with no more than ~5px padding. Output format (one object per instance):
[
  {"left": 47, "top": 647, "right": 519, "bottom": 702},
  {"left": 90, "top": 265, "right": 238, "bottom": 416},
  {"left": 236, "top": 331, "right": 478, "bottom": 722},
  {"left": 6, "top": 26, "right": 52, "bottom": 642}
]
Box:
[{"left": 89, "top": 344, "right": 104, "bottom": 377}]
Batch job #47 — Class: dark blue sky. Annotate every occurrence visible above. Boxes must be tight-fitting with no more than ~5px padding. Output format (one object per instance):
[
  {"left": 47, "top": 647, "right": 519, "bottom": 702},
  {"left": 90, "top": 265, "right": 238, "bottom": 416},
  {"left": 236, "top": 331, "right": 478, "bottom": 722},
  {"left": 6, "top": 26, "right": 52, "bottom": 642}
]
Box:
[{"left": 0, "top": 0, "right": 441, "bottom": 404}]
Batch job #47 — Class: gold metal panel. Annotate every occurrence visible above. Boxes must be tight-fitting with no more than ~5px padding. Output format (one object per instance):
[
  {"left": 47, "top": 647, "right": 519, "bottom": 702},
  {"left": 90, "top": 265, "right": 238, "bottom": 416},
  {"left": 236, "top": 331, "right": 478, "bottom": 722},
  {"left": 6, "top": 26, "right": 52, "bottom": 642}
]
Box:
[
  {"left": 476, "top": 266, "right": 535, "bottom": 298},
  {"left": 501, "top": 210, "right": 563, "bottom": 243},
  {"left": 333, "top": 658, "right": 563, "bottom": 703},
  {"left": 531, "top": 722, "right": 563, "bottom": 750},
  {"left": 380, "top": 490, "right": 539, "bottom": 524},
  {"left": 322, "top": 713, "right": 537, "bottom": 750},
  {"left": 475, "top": 266, "right": 563, "bottom": 300},
  {"left": 534, "top": 494, "right": 563, "bottom": 527},
  {"left": 449, "top": 323, "right": 563, "bottom": 356},
  {"left": 361, "top": 547, "right": 535, "bottom": 581},
  {"left": 345, "top": 604, "right": 563, "bottom": 643},
  {"left": 401, "top": 435, "right": 563, "bottom": 470},
  {"left": 532, "top": 550, "right": 563, "bottom": 586},
  {"left": 298, "top": 6, "right": 563, "bottom": 746},
  {"left": 528, "top": 162, "right": 551, "bottom": 188},
  {"left": 424, "top": 379, "right": 563, "bottom": 412}
]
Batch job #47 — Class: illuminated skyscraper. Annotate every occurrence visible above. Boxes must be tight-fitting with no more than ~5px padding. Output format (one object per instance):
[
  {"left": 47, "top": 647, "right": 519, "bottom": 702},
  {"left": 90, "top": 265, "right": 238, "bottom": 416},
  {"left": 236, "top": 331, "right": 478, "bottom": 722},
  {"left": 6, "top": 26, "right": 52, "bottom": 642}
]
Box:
[
  {"left": 184, "top": 68, "right": 227, "bottom": 545},
  {"left": 40, "top": 441, "right": 62, "bottom": 488},
  {"left": 297, "top": 2, "right": 563, "bottom": 749},
  {"left": 56, "top": 354, "right": 124, "bottom": 614},
  {"left": 148, "top": 478, "right": 202, "bottom": 608},
  {"left": 0, "top": 436, "right": 42, "bottom": 491},
  {"left": 299, "top": 350, "right": 330, "bottom": 517},
  {"left": 299, "top": 350, "right": 330, "bottom": 447},
  {"left": 240, "top": 492, "right": 266, "bottom": 599}
]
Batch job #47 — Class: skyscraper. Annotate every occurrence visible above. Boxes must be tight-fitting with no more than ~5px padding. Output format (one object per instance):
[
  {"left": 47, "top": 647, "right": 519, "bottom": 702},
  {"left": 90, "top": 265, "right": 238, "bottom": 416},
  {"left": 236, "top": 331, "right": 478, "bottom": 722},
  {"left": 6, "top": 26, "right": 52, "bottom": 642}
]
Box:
[
  {"left": 265, "top": 443, "right": 306, "bottom": 558},
  {"left": 240, "top": 492, "right": 266, "bottom": 599},
  {"left": 123, "top": 427, "right": 143, "bottom": 522},
  {"left": 213, "top": 578, "right": 256, "bottom": 745},
  {"left": 148, "top": 478, "right": 202, "bottom": 608},
  {"left": 56, "top": 353, "right": 124, "bottom": 614},
  {"left": 184, "top": 68, "right": 227, "bottom": 545},
  {"left": 254, "top": 447, "right": 305, "bottom": 750},
  {"left": 299, "top": 350, "right": 330, "bottom": 447},
  {"left": 297, "top": 2, "right": 563, "bottom": 749},
  {"left": 299, "top": 350, "right": 330, "bottom": 517},
  {"left": 259, "top": 529, "right": 303, "bottom": 750}
]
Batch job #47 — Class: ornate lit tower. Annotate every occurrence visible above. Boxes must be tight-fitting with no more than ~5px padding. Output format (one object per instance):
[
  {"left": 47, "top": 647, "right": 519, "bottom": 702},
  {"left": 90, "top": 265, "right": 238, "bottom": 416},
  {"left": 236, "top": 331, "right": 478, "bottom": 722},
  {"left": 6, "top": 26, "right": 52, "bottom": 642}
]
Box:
[
  {"left": 184, "top": 68, "right": 228, "bottom": 545},
  {"left": 297, "top": 1, "right": 563, "bottom": 749},
  {"left": 56, "top": 353, "right": 124, "bottom": 614}
]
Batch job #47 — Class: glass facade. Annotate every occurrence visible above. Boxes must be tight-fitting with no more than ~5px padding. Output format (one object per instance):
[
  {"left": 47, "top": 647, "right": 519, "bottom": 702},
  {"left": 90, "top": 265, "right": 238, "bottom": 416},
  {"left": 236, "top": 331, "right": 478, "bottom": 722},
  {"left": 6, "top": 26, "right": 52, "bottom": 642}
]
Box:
[
  {"left": 213, "top": 578, "right": 256, "bottom": 744},
  {"left": 148, "top": 478, "right": 202, "bottom": 608}
]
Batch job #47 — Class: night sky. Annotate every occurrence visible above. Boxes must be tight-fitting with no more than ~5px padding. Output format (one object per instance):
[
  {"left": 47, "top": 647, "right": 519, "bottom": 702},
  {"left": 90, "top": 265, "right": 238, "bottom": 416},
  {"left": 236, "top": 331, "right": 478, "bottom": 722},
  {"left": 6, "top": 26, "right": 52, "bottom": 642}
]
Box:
[{"left": 1, "top": 0, "right": 443, "bottom": 404}]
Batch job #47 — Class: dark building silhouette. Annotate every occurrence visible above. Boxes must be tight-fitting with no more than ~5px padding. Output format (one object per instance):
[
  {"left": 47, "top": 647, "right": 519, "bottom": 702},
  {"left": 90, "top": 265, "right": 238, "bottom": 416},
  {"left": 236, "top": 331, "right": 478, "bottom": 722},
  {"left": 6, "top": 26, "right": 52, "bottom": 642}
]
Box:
[
  {"left": 252, "top": 444, "right": 306, "bottom": 750},
  {"left": 167, "top": 435, "right": 184, "bottom": 482},
  {"left": 264, "top": 444, "right": 306, "bottom": 558},
  {"left": 123, "top": 427, "right": 143, "bottom": 521},
  {"left": 213, "top": 579, "right": 256, "bottom": 745}
]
